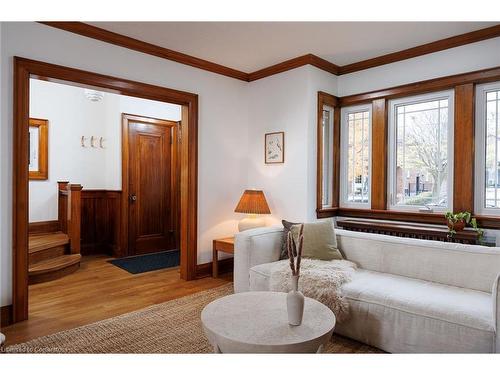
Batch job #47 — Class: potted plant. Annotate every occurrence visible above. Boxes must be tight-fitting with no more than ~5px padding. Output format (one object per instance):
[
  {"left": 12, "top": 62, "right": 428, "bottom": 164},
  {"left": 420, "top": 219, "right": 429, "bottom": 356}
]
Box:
[
  {"left": 445, "top": 211, "right": 471, "bottom": 233},
  {"left": 444, "top": 211, "right": 484, "bottom": 244}
]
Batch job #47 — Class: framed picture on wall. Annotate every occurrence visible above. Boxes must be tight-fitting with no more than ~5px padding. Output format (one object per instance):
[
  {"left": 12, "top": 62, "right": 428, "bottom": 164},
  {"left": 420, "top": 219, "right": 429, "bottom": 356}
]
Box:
[
  {"left": 265, "top": 131, "right": 284, "bottom": 164},
  {"left": 29, "top": 118, "right": 49, "bottom": 180}
]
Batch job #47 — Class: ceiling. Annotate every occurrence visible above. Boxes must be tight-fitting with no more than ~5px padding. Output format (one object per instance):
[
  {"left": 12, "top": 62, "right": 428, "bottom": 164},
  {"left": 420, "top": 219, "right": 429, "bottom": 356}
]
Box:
[{"left": 89, "top": 22, "right": 497, "bottom": 72}]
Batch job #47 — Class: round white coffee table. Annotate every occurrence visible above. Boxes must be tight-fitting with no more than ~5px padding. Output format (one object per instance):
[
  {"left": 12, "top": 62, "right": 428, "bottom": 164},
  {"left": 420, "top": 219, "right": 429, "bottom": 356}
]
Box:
[{"left": 201, "top": 291, "right": 335, "bottom": 353}]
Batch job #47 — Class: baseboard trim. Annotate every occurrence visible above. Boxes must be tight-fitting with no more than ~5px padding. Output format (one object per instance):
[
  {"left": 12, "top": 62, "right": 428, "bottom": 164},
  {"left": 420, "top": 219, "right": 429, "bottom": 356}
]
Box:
[
  {"left": 1, "top": 304, "right": 13, "bottom": 327},
  {"left": 196, "top": 258, "right": 233, "bottom": 279},
  {"left": 81, "top": 242, "right": 115, "bottom": 256}
]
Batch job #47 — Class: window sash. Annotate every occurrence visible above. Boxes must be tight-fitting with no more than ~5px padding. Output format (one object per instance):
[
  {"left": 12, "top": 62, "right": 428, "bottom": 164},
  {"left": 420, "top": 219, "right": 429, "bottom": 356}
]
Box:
[
  {"left": 340, "top": 104, "right": 372, "bottom": 208},
  {"left": 387, "top": 90, "right": 454, "bottom": 212},
  {"left": 475, "top": 82, "right": 500, "bottom": 216},
  {"left": 322, "top": 105, "right": 334, "bottom": 207}
]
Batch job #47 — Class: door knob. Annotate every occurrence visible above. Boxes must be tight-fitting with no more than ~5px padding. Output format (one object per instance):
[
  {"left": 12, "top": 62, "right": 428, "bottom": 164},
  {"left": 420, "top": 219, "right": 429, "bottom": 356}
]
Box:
[{"left": 130, "top": 194, "right": 137, "bottom": 202}]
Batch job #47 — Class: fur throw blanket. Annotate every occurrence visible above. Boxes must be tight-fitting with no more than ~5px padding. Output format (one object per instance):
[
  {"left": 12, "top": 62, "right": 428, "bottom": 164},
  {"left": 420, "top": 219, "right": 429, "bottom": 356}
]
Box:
[{"left": 269, "top": 258, "right": 357, "bottom": 322}]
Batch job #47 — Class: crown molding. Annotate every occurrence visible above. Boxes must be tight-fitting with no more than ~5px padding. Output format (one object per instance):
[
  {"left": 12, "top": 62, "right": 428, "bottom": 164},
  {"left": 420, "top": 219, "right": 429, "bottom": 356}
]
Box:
[
  {"left": 338, "top": 24, "right": 500, "bottom": 75},
  {"left": 39, "top": 22, "right": 500, "bottom": 82},
  {"left": 39, "top": 22, "right": 250, "bottom": 81},
  {"left": 248, "top": 54, "right": 340, "bottom": 81}
]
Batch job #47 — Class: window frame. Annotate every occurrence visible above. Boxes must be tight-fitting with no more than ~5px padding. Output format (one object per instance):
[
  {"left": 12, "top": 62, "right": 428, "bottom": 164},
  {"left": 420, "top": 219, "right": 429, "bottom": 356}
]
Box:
[
  {"left": 340, "top": 104, "right": 372, "bottom": 209},
  {"left": 321, "top": 104, "right": 335, "bottom": 208},
  {"left": 387, "top": 90, "right": 455, "bottom": 213},
  {"left": 475, "top": 81, "right": 500, "bottom": 216}
]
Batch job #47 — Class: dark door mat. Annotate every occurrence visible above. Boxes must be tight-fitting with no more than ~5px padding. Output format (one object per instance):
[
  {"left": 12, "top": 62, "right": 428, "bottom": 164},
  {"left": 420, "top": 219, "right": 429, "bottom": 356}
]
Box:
[{"left": 108, "top": 250, "right": 180, "bottom": 274}]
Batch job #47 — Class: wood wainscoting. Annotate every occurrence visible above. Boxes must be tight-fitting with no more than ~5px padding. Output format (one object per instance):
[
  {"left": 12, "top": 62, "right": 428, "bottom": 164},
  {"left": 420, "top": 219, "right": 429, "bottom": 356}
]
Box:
[{"left": 81, "top": 190, "right": 122, "bottom": 257}]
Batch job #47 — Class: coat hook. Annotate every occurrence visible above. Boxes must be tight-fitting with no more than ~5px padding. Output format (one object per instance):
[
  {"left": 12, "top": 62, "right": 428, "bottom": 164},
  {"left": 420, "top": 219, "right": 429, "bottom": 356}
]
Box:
[
  {"left": 99, "top": 137, "right": 105, "bottom": 149},
  {"left": 90, "top": 136, "right": 96, "bottom": 148},
  {"left": 81, "top": 136, "right": 87, "bottom": 147}
]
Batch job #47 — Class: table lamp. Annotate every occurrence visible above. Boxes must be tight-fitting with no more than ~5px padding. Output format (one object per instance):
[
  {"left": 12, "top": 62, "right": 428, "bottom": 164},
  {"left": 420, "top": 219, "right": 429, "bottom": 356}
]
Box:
[{"left": 234, "top": 189, "right": 271, "bottom": 232}]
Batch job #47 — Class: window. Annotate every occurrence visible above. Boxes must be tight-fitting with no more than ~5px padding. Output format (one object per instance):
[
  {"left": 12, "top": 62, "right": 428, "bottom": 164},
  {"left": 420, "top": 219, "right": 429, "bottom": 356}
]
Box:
[
  {"left": 321, "top": 105, "right": 334, "bottom": 207},
  {"left": 340, "top": 105, "right": 372, "bottom": 208},
  {"left": 475, "top": 82, "right": 500, "bottom": 215},
  {"left": 388, "top": 91, "right": 454, "bottom": 212}
]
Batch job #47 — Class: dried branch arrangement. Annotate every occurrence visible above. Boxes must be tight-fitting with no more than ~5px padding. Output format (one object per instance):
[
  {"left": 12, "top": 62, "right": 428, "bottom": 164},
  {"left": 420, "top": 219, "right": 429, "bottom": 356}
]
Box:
[{"left": 286, "top": 224, "right": 304, "bottom": 276}]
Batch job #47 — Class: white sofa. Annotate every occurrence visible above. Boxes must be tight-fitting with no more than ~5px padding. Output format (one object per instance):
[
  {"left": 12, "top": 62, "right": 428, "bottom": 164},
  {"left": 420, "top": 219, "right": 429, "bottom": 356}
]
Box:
[{"left": 234, "top": 226, "right": 500, "bottom": 353}]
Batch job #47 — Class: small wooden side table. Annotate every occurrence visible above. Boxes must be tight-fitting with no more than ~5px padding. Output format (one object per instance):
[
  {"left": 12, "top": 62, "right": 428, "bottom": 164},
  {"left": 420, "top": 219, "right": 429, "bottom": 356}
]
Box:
[{"left": 212, "top": 237, "right": 234, "bottom": 278}]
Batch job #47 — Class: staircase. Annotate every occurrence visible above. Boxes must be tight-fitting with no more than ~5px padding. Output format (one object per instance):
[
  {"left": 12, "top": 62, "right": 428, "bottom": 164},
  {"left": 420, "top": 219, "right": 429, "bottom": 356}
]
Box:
[
  {"left": 28, "top": 181, "right": 83, "bottom": 284},
  {"left": 28, "top": 232, "right": 81, "bottom": 284}
]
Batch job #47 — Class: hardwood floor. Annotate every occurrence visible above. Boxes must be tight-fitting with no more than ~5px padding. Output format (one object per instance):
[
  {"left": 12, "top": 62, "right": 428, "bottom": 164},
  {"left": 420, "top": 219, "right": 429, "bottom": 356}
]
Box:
[{"left": 2, "top": 254, "right": 232, "bottom": 345}]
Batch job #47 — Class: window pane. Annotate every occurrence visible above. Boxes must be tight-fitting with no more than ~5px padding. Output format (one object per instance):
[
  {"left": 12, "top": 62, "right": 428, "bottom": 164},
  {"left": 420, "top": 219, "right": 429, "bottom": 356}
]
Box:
[
  {"left": 393, "top": 98, "right": 449, "bottom": 208},
  {"left": 322, "top": 108, "right": 333, "bottom": 207},
  {"left": 485, "top": 91, "right": 500, "bottom": 208},
  {"left": 487, "top": 91, "right": 497, "bottom": 101},
  {"left": 347, "top": 110, "right": 369, "bottom": 203}
]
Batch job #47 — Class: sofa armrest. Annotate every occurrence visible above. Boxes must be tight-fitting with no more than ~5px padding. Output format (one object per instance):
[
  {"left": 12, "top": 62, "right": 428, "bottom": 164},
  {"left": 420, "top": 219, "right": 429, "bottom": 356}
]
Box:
[
  {"left": 494, "top": 273, "right": 500, "bottom": 353},
  {"left": 233, "top": 226, "right": 283, "bottom": 293}
]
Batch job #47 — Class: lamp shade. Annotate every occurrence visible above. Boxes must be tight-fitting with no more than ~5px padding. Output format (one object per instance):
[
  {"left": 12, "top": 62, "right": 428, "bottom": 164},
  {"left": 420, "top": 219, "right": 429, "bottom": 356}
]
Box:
[{"left": 234, "top": 190, "right": 271, "bottom": 214}]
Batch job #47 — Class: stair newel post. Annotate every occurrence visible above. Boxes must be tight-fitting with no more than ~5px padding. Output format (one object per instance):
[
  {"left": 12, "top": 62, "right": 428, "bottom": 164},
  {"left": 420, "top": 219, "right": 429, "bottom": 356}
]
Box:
[
  {"left": 67, "top": 184, "right": 83, "bottom": 254},
  {"left": 57, "top": 181, "right": 69, "bottom": 234}
]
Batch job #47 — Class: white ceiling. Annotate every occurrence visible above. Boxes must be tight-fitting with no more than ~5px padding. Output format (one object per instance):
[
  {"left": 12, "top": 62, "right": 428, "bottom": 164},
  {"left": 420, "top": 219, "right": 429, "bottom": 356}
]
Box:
[{"left": 89, "top": 22, "right": 497, "bottom": 72}]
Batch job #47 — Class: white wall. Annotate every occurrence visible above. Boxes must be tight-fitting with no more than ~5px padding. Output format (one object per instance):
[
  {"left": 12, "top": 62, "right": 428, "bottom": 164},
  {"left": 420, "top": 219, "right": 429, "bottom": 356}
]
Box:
[
  {"left": 338, "top": 37, "right": 500, "bottom": 96},
  {"left": 246, "top": 66, "right": 338, "bottom": 225},
  {"left": 305, "top": 67, "right": 339, "bottom": 221},
  {"left": 28, "top": 78, "right": 182, "bottom": 222},
  {"left": 0, "top": 22, "right": 249, "bottom": 306}
]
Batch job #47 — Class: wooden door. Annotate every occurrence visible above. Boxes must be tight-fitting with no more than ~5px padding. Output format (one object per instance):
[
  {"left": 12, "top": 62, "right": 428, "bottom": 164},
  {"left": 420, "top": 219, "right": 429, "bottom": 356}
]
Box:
[{"left": 127, "top": 117, "right": 178, "bottom": 255}]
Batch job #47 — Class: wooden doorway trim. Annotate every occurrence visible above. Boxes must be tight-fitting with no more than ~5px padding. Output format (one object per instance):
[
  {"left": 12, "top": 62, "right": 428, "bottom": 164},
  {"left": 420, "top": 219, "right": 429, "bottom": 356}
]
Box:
[
  {"left": 121, "top": 114, "right": 180, "bottom": 256},
  {"left": 13, "top": 57, "right": 198, "bottom": 323}
]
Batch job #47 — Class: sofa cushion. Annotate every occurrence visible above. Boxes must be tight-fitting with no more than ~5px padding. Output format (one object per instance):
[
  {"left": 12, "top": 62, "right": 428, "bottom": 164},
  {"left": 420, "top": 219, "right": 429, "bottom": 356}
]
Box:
[
  {"left": 342, "top": 269, "right": 493, "bottom": 332},
  {"left": 280, "top": 220, "right": 299, "bottom": 260},
  {"left": 249, "top": 263, "right": 493, "bottom": 332},
  {"left": 291, "top": 220, "right": 343, "bottom": 260},
  {"left": 335, "top": 229, "right": 500, "bottom": 293},
  {"left": 249, "top": 263, "right": 495, "bottom": 352}
]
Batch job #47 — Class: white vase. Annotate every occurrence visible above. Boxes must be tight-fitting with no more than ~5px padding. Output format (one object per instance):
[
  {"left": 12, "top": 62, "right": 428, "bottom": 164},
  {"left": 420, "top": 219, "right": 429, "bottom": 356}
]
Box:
[{"left": 287, "top": 275, "right": 304, "bottom": 326}]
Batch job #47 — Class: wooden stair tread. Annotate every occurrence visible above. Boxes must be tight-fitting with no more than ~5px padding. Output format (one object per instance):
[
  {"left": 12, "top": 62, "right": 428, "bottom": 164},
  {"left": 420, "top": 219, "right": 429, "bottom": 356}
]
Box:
[
  {"left": 29, "top": 232, "right": 69, "bottom": 253},
  {"left": 29, "top": 254, "right": 81, "bottom": 275}
]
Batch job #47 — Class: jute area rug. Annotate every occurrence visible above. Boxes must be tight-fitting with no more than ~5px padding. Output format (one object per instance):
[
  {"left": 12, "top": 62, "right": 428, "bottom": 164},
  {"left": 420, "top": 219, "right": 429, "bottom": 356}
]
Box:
[{"left": 6, "top": 284, "right": 382, "bottom": 354}]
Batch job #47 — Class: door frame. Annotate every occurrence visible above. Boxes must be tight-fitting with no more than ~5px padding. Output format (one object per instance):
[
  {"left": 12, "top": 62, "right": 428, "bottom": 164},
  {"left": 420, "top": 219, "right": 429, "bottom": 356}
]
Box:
[
  {"left": 12, "top": 57, "right": 199, "bottom": 323},
  {"left": 122, "top": 113, "right": 180, "bottom": 256}
]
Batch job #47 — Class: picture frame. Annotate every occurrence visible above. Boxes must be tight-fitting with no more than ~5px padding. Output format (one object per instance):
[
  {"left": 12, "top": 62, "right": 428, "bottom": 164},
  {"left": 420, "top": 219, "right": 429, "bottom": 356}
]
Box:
[
  {"left": 265, "top": 131, "right": 284, "bottom": 164},
  {"left": 29, "top": 118, "right": 49, "bottom": 180}
]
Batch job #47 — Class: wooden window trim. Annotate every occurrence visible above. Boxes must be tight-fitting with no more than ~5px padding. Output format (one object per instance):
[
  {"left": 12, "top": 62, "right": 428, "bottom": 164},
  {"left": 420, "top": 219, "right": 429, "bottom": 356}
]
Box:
[
  {"left": 453, "top": 84, "right": 475, "bottom": 213},
  {"left": 339, "top": 65, "right": 500, "bottom": 106},
  {"left": 371, "top": 99, "right": 388, "bottom": 210},
  {"left": 28, "top": 118, "right": 49, "bottom": 180},
  {"left": 317, "top": 65, "right": 500, "bottom": 228},
  {"left": 316, "top": 92, "right": 340, "bottom": 216}
]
